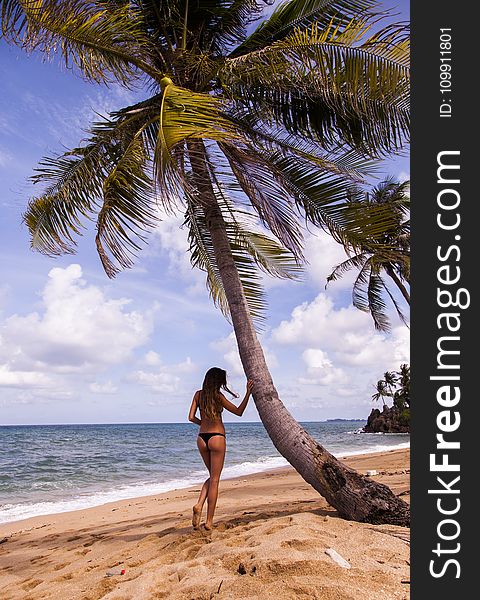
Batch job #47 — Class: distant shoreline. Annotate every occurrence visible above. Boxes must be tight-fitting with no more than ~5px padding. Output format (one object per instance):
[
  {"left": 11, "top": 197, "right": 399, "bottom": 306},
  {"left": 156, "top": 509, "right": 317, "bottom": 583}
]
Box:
[{"left": 0, "top": 419, "right": 366, "bottom": 427}]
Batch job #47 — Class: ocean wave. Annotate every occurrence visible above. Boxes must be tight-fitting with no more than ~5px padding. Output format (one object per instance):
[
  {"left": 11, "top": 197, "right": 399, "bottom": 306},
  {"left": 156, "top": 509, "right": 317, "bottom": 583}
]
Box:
[
  {"left": 0, "top": 475, "right": 204, "bottom": 524},
  {"left": 0, "top": 457, "right": 290, "bottom": 524},
  {"left": 0, "top": 442, "right": 409, "bottom": 524},
  {"left": 335, "top": 441, "right": 410, "bottom": 458}
]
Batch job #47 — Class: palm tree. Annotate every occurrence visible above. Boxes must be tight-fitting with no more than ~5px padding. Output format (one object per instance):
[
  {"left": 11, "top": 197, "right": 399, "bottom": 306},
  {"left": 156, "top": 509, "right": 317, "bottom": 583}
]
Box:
[
  {"left": 327, "top": 178, "right": 410, "bottom": 331},
  {"left": 394, "top": 363, "right": 410, "bottom": 410},
  {"left": 1, "top": 0, "right": 410, "bottom": 524},
  {"left": 372, "top": 378, "right": 390, "bottom": 409},
  {"left": 371, "top": 364, "right": 410, "bottom": 413}
]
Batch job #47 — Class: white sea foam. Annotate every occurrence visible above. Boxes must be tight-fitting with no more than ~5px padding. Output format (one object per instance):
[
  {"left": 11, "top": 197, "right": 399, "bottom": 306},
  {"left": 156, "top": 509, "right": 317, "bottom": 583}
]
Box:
[
  {"left": 0, "top": 441, "right": 409, "bottom": 524},
  {"left": 0, "top": 476, "right": 204, "bottom": 524},
  {"left": 335, "top": 441, "right": 410, "bottom": 458}
]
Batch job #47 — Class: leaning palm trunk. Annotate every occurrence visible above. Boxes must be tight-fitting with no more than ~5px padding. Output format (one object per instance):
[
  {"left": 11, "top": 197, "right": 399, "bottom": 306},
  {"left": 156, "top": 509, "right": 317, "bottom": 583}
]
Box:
[{"left": 189, "top": 143, "right": 410, "bottom": 526}]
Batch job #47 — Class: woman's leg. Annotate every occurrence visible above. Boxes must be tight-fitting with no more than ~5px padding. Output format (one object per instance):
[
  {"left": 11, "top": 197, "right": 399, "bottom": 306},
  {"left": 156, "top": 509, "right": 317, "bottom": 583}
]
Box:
[
  {"left": 204, "top": 436, "right": 226, "bottom": 530},
  {"left": 193, "top": 436, "right": 211, "bottom": 529}
]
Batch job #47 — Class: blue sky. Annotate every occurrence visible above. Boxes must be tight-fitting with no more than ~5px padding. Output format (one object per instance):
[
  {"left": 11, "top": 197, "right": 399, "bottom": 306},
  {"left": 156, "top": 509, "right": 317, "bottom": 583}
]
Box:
[{"left": 0, "top": 1, "right": 410, "bottom": 425}]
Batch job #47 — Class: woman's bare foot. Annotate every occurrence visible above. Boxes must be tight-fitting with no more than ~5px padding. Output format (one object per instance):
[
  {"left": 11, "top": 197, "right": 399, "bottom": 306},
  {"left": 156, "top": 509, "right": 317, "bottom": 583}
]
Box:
[
  {"left": 204, "top": 521, "right": 213, "bottom": 531},
  {"left": 192, "top": 505, "right": 201, "bottom": 530}
]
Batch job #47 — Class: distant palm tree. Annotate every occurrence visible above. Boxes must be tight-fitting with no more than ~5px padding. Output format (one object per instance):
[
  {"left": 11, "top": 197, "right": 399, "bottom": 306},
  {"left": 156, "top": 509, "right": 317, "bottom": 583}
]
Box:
[
  {"left": 2, "top": 0, "right": 410, "bottom": 524},
  {"left": 372, "top": 365, "right": 410, "bottom": 411},
  {"left": 394, "top": 363, "right": 410, "bottom": 410},
  {"left": 383, "top": 370, "right": 398, "bottom": 392},
  {"left": 372, "top": 379, "right": 390, "bottom": 408},
  {"left": 327, "top": 178, "right": 410, "bottom": 331}
]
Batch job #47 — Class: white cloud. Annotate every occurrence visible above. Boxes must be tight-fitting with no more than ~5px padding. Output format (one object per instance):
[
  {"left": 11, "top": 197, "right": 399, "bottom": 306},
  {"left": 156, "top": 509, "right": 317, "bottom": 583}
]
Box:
[
  {"left": 89, "top": 380, "right": 118, "bottom": 394},
  {"left": 272, "top": 293, "right": 409, "bottom": 367},
  {"left": 174, "top": 357, "right": 196, "bottom": 373},
  {"left": 1, "top": 264, "right": 152, "bottom": 374},
  {"left": 303, "top": 233, "right": 356, "bottom": 292},
  {"left": 128, "top": 370, "right": 180, "bottom": 394},
  {"left": 0, "top": 364, "right": 54, "bottom": 389},
  {"left": 299, "top": 348, "right": 348, "bottom": 386},
  {"left": 129, "top": 355, "right": 197, "bottom": 394},
  {"left": 149, "top": 215, "right": 205, "bottom": 294},
  {"left": 270, "top": 292, "right": 409, "bottom": 412},
  {"left": 272, "top": 294, "right": 367, "bottom": 348},
  {"left": 210, "top": 333, "right": 244, "bottom": 376},
  {"left": 144, "top": 350, "right": 162, "bottom": 366}
]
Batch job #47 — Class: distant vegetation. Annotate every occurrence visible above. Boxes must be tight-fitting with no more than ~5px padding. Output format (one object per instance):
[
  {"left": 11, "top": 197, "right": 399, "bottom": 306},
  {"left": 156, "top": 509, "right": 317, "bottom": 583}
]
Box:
[
  {"left": 325, "top": 419, "right": 364, "bottom": 422},
  {"left": 363, "top": 364, "right": 410, "bottom": 433}
]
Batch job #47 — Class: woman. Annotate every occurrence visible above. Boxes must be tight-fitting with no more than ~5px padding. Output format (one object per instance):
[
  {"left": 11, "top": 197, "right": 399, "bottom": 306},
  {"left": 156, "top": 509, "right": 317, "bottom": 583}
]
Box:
[{"left": 188, "top": 367, "right": 254, "bottom": 530}]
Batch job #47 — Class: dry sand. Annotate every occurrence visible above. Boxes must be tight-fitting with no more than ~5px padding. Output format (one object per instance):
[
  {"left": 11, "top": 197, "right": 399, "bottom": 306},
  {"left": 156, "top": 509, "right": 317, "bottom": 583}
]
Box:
[{"left": 0, "top": 448, "right": 410, "bottom": 600}]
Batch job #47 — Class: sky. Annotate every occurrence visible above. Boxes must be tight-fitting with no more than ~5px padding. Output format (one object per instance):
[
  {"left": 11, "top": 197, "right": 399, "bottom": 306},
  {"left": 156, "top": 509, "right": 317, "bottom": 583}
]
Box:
[{"left": 0, "top": 1, "right": 410, "bottom": 425}]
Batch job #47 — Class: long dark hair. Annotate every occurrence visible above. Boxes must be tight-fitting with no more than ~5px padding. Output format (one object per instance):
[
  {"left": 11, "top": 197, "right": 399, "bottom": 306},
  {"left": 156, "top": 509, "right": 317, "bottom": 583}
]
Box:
[{"left": 200, "top": 367, "right": 238, "bottom": 419}]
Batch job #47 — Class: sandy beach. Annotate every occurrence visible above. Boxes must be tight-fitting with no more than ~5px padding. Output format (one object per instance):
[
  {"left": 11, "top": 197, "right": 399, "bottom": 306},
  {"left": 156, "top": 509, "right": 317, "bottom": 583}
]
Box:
[{"left": 0, "top": 448, "right": 410, "bottom": 600}]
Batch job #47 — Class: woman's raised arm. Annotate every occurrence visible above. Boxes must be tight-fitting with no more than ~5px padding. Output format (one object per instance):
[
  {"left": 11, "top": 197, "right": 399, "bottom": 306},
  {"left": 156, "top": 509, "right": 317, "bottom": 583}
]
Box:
[{"left": 220, "top": 380, "right": 254, "bottom": 417}]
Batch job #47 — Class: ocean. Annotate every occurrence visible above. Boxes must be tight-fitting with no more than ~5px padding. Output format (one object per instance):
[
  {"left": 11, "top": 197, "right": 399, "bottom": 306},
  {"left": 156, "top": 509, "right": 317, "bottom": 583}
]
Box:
[{"left": 0, "top": 421, "right": 409, "bottom": 524}]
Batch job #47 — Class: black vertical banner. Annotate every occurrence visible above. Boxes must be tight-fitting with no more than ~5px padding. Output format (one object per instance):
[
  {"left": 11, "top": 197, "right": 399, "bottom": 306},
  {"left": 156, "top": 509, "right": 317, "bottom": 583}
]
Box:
[{"left": 411, "top": 0, "right": 476, "bottom": 596}]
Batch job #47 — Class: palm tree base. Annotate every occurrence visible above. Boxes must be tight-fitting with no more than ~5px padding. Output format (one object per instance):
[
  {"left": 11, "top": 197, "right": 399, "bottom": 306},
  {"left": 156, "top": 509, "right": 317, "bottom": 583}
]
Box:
[{"left": 289, "top": 435, "right": 410, "bottom": 526}]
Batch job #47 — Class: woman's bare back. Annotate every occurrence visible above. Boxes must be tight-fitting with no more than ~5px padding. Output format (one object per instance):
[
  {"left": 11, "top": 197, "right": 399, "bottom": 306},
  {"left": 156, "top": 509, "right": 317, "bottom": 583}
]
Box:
[{"left": 197, "top": 391, "right": 225, "bottom": 434}]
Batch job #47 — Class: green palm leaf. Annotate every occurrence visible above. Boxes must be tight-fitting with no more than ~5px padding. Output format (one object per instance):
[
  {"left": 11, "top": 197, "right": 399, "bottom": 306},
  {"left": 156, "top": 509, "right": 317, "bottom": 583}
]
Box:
[
  {"left": 24, "top": 145, "right": 109, "bottom": 256},
  {"left": 239, "top": 147, "right": 400, "bottom": 249},
  {"left": 326, "top": 252, "right": 368, "bottom": 285},
  {"left": 184, "top": 147, "right": 301, "bottom": 324},
  {"left": 210, "top": 0, "right": 265, "bottom": 49},
  {"left": 232, "top": 0, "right": 376, "bottom": 56},
  {"left": 184, "top": 196, "right": 265, "bottom": 324},
  {"left": 219, "top": 143, "right": 305, "bottom": 260},
  {"left": 24, "top": 99, "right": 159, "bottom": 256},
  {"left": 97, "top": 133, "right": 157, "bottom": 277},
  {"left": 353, "top": 261, "right": 391, "bottom": 332},
  {"left": 223, "top": 18, "right": 409, "bottom": 154},
  {"left": 152, "top": 80, "right": 244, "bottom": 208},
  {"left": 0, "top": 0, "right": 161, "bottom": 83}
]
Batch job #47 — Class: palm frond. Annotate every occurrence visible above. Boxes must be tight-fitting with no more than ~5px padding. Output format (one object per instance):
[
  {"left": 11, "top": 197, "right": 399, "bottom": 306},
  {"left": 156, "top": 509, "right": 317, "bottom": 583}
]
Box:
[
  {"left": 24, "top": 99, "right": 160, "bottom": 263},
  {"left": 225, "top": 109, "right": 374, "bottom": 178},
  {"left": 325, "top": 252, "right": 368, "bottom": 286},
  {"left": 184, "top": 143, "right": 302, "bottom": 325},
  {"left": 1, "top": 0, "right": 162, "bottom": 84},
  {"left": 184, "top": 194, "right": 267, "bottom": 324},
  {"left": 352, "top": 261, "right": 391, "bottom": 332},
  {"left": 233, "top": 228, "right": 303, "bottom": 281},
  {"left": 246, "top": 148, "right": 401, "bottom": 250},
  {"left": 210, "top": 0, "right": 265, "bottom": 49},
  {"left": 219, "top": 143, "right": 305, "bottom": 260},
  {"left": 232, "top": 0, "right": 376, "bottom": 56},
  {"left": 379, "top": 275, "right": 409, "bottom": 328},
  {"left": 152, "top": 80, "right": 244, "bottom": 210},
  {"left": 223, "top": 18, "right": 409, "bottom": 154},
  {"left": 156, "top": 81, "right": 241, "bottom": 164},
  {"left": 24, "top": 144, "right": 110, "bottom": 256},
  {"left": 96, "top": 133, "right": 158, "bottom": 277}
]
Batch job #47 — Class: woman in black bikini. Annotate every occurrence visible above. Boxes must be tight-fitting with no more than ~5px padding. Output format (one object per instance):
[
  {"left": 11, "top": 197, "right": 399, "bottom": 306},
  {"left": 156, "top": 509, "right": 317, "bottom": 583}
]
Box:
[{"left": 188, "top": 367, "right": 254, "bottom": 530}]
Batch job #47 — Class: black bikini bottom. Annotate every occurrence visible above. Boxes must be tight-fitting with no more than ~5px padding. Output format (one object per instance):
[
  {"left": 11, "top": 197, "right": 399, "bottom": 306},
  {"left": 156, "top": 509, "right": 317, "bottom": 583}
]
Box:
[{"left": 198, "top": 432, "right": 226, "bottom": 449}]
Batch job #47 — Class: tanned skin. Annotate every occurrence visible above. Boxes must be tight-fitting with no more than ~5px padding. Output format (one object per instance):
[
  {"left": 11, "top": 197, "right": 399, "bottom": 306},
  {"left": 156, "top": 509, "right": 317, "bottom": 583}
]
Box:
[{"left": 188, "top": 379, "right": 254, "bottom": 530}]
